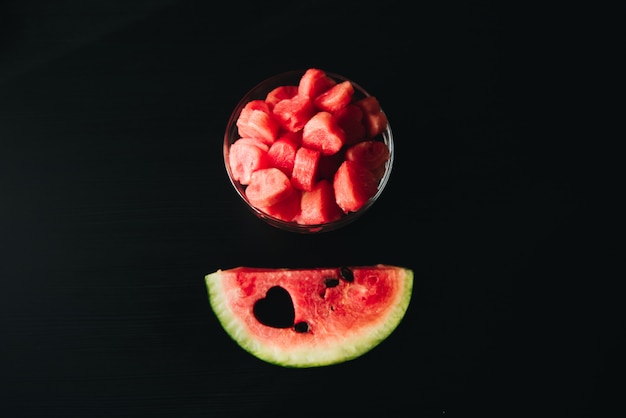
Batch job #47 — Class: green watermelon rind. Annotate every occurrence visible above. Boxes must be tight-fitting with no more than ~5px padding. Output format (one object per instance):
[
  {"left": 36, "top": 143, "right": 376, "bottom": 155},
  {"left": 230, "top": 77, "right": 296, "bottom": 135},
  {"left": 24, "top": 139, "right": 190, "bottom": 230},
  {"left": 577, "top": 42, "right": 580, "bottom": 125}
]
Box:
[{"left": 204, "top": 265, "right": 413, "bottom": 368}]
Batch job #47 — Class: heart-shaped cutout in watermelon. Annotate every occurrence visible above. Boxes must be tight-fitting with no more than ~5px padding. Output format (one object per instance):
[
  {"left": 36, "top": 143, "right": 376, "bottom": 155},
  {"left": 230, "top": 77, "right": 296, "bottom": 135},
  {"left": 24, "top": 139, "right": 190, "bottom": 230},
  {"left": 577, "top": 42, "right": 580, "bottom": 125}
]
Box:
[{"left": 253, "top": 286, "right": 295, "bottom": 328}]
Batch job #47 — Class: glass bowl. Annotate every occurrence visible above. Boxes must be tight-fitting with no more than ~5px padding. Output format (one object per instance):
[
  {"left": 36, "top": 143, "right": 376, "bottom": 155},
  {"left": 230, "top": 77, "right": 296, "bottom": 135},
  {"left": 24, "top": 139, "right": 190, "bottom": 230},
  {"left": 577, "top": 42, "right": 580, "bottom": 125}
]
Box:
[{"left": 223, "top": 69, "right": 394, "bottom": 233}]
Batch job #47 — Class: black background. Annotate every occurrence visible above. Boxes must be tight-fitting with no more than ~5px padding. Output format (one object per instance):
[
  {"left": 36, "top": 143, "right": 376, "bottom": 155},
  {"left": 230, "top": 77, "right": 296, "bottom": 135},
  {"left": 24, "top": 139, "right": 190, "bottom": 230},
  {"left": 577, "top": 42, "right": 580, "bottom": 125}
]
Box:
[{"left": 0, "top": 1, "right": 616, "bottom": 416}]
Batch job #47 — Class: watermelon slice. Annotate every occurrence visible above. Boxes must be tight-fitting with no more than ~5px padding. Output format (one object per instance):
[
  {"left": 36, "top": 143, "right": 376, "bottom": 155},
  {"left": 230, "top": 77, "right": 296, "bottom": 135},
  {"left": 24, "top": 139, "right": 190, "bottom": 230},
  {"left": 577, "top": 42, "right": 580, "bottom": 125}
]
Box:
[{"left": 205, "top": 265, "right": 413, "bottom": 367}]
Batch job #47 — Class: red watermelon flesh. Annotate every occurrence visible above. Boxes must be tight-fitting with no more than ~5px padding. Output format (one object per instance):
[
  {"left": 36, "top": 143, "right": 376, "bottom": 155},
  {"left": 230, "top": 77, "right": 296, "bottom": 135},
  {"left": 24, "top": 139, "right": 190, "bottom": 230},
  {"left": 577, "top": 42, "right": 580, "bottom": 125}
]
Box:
[
  {"left": 333, "top": 160, "right": 379, "bottom": 213},
  {"left": 354, "top": 95, "right": 381, "bottom": 114},
  {"left": 334, "top": 103, "right": 366, "bottom": 145},
  {"left": 345, "top": 140, "right": 391, "bottom": 172},
  {"left": 302, "top": 111, "right": 346, "bottom": 156},
  {"left": 236, "top": 100, "right": 280, "bottom": 145},
  {"left": 272, "top": 94, "right": 317, "bottom": 133},
  {"left": 245, "top": 167, "right": 294, "bottom": 208},
  {"left": 297, "top": 68, "right": 336, "bottom": 98},
  {"left": 291, "top": 147, "right": 320, "bottom": 192},
  {"left": 295, "top": 179, "right": 342, "bottom": 225},
  {"left": 363, "top": 112, "right": 388, "bottom": 139},
  {"left": 267, "top": 137, "right": 299, "bottom": 176},
  {"left": 205, "top": 265, "right": 413, "bottom": 367},
  {"left": 265, "top": 85, "right": 298, "bottom": 110},
  {"left": 258, "top": 188, "right": 301, "bottom": 222},
  {"left": 354, "top": 96, "right": 388, "bottom": 138},
  {"left": 229, "top": 140, "right": 270, "bottom": 185},
  {"left": 345, "top": 140, "right": 390, "bottom": 182},
  {"left": 313, "top": 80, "right": 354, "bottom": 113},
  {"left": 233, "top": 137, "right": 270, "bottom": 152}
]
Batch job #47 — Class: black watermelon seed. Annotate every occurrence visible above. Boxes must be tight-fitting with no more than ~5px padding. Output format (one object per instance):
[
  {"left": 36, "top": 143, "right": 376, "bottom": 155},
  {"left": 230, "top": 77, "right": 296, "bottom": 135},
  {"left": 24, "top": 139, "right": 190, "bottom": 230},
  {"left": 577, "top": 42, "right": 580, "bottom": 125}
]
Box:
[
  {"left": 339, "top": 266, "right": 354, "bottom": 282},
  {"left": 324, "top": 278, "right": 340, "bottom": 288},
  {"left": 294, "top": 322, "right": 309, "bottom": 333}
]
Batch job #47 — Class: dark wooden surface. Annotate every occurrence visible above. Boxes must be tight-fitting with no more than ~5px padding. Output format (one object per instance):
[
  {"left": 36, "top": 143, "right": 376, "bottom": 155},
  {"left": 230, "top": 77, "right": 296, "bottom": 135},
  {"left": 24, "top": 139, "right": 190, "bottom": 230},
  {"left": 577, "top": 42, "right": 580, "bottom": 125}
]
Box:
[{"left": 1, "top": 1, "right": 613, "bottom": 416}]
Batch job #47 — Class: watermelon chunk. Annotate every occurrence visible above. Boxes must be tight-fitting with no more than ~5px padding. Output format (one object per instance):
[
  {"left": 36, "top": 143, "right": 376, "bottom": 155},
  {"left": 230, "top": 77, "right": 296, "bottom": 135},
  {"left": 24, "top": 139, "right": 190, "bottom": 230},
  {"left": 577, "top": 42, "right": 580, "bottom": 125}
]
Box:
[
  {"left": 302, "top": 111, "right": 346, "bottom": 156},
  {"left": 205, "top": 265, "right": 414, "bottom": 367},
  {"left": 291, "top": 147, "right": 320, "bottom": 192},
  {"left": 236, "top": 100, "right": 280, "bottom": 145},
  {"left": 297, "top": 68, "right": 336, "bottom": 98},
  {"left": 295, "top": 179, "right": 342, "bottom": 225},
  {"left": 333, "top": 160, "right": 379, "bottom": 213},
  {"left": 272, "top": 95, "right": 316, "bottom": 133},
  {"left": 345, "top": 140, "right": 390, "bottom": 171},
  {"left": 245, "top": 167, "right": 294, "bottom": 208},
  {"left": 265, "top": 85, "right": 298, "bottom": 110},
  {"left": 354, "top": 96, "right": 388, "bottom": 138},
  {"left": 313, "top": 80, "right": 354, "bottom": 113},
  {"left": 258, "top": 188, "right": 301, "bottom": 222},
  {"left": 228, "top": 139, "right": 270, "bottom": 185},
  {"left": 334, "top": 103, "right": 366, "bottom": 145},
  {"left": 267, "top": 136, "right": 299, "bottom": 176},
  {"left": 233, "top": 137, "right": 270, "bottom": 152}
]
